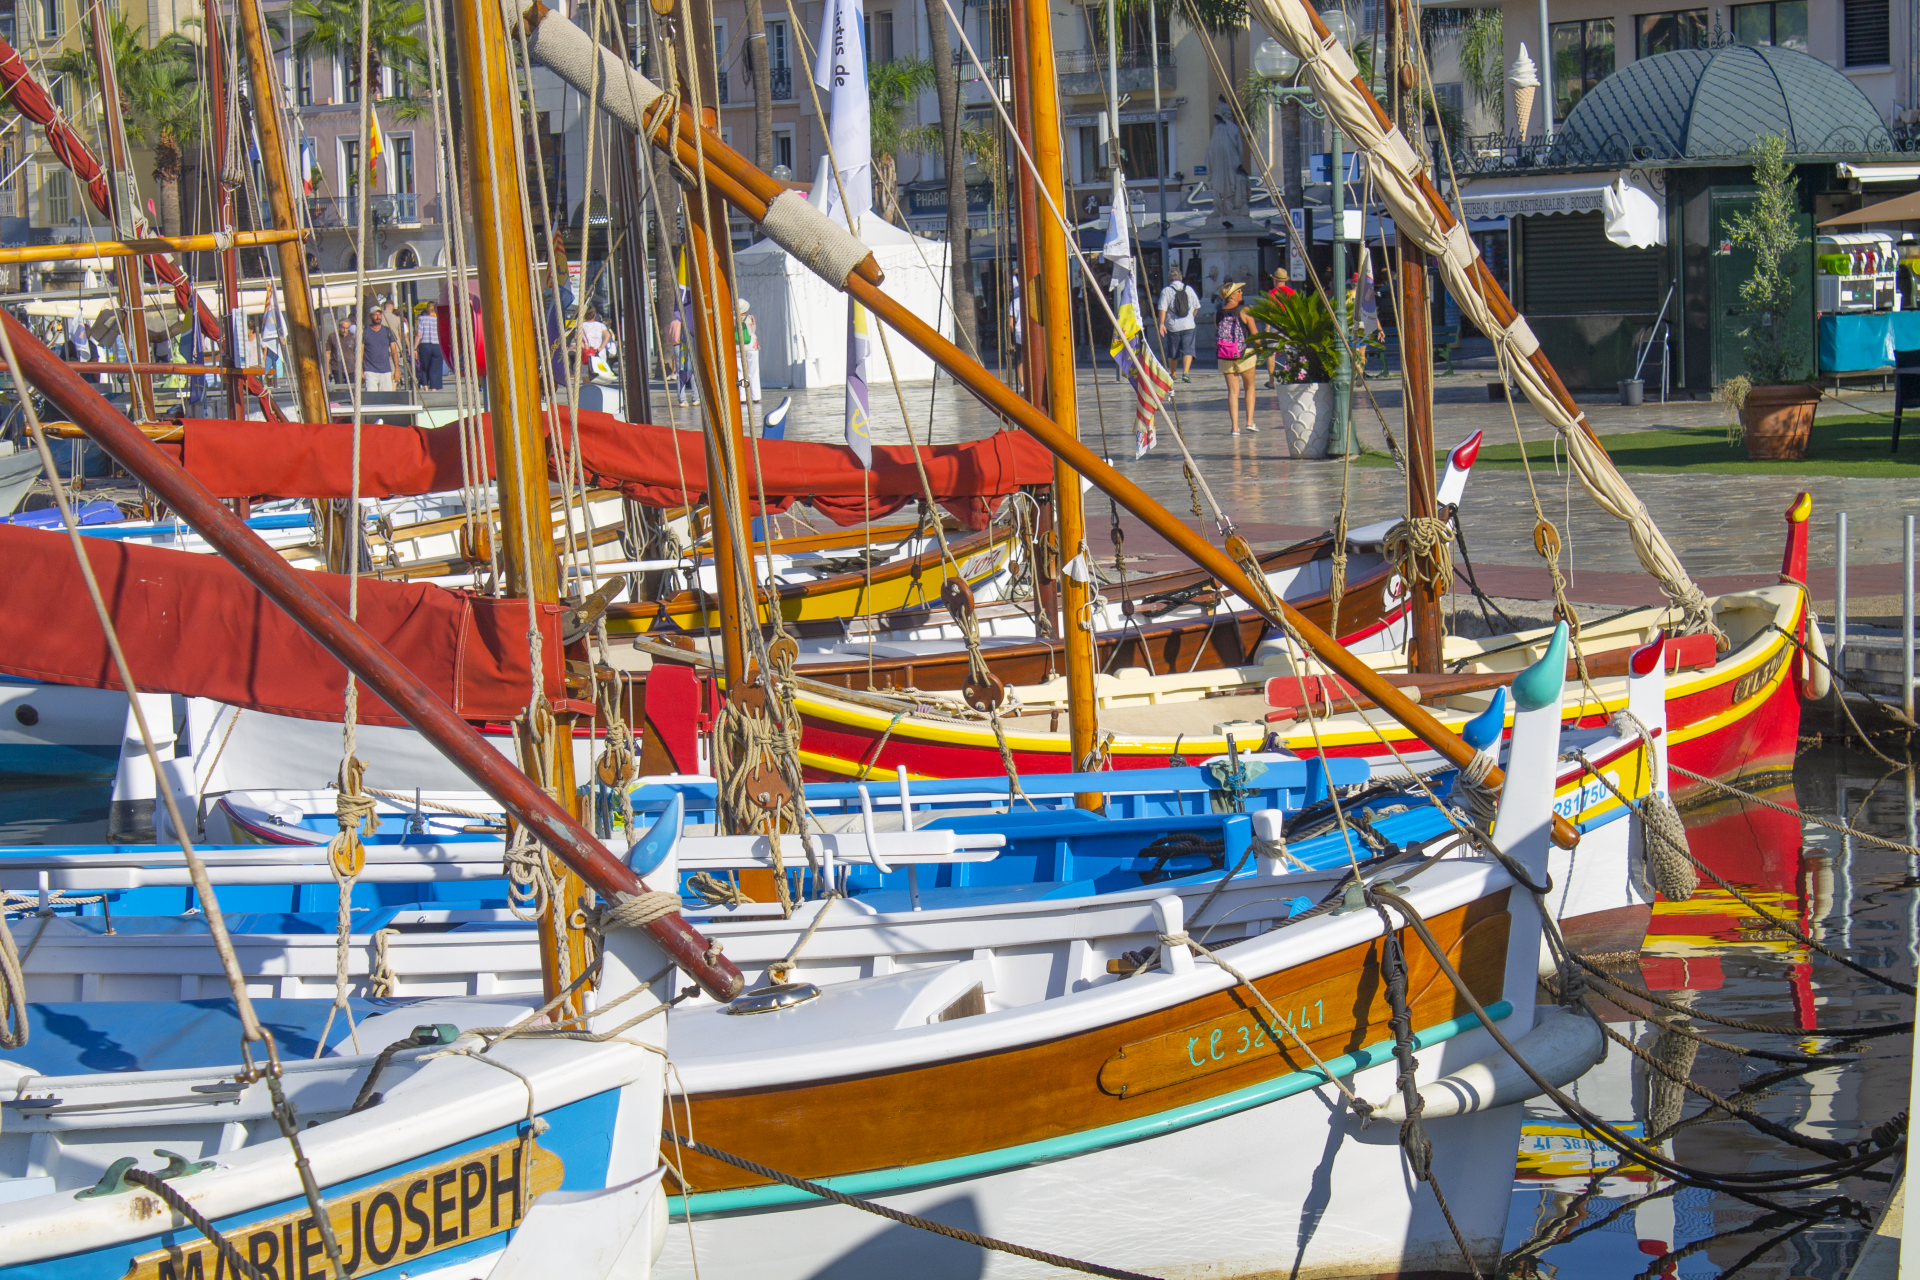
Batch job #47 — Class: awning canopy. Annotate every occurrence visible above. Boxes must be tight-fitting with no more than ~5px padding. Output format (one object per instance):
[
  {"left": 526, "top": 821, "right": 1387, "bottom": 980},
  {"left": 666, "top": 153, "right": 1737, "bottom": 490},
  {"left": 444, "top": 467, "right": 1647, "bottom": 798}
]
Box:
[
  {"left": 1820, "top": 189, "right": 1920, "bottom": 227},
  {"left": 1455, "top": 172, "right": 1618, "bottom": 219},
  {"left": 1836, "top": 162, "right": 1920, "bottom": 184}
]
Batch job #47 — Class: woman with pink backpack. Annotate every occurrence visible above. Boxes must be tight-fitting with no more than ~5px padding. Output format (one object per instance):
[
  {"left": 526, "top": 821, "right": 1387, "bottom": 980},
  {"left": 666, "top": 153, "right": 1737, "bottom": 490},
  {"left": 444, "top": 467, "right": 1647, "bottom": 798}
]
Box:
[{"left": 1214, "top": 280, "right": 1261, "bottom": 437}]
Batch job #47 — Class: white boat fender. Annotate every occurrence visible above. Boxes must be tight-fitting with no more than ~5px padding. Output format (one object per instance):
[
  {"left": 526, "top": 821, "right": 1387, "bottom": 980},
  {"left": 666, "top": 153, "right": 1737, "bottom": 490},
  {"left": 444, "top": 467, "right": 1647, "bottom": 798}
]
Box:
[
  {"left": 1798, "top": 615, "right": 1832, "bottom": 702},
  {"left": 1367, "top": 1007, "right": 1604, "bottom": 1123}
]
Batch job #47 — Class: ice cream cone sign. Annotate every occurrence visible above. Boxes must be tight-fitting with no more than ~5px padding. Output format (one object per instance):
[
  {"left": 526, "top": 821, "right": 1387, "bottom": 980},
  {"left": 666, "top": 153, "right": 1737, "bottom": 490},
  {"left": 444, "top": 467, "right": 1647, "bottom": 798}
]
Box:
[{"left": 1510, "top": 44, "right": 1540, "bottom": 138}]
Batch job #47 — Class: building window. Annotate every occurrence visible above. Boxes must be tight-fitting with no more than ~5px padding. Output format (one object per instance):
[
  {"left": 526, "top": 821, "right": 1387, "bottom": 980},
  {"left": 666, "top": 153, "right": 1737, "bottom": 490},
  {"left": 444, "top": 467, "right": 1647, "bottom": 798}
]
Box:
[
  {"left": 1119, "top": 120, "right": 1164, "bottom": 181},
  {"left": 772, "top": 126, "right": 793, "bottom": 172},
  {"left": 1077, "top": 125, "right": 1100, "bottom": 181},
  {"left": 864, "top": 8, "right": 894, "bottom": 63},
  {"left": 0, "top": 142, "right": 14, "bottom": 193},
  {"left": 393, "top": 134, "right": 414, "bottom": 192},
  {"left": 768, "top": 20, "right": 791, "bottom": 99},
  {"left": 38, "top": 0, "right": 56, "bottom": 40},
  {"left": 1635, "top": 8, "right": 1707, "bottom": 56},
  {"left": 342, "top": 57, "right": 359, "bottom": 104},
  {"left": 48, "top": 73, "right": 63, "bottom": 113},
  {"left": 1732, "top": 1, "right": 1808, "bottom": 50},
  {"left": 1549, "top": 17, "right": 1614, "bottom": 122},
  {"left": 43, "top": 166, "right": 67, "bottom": 223},
  {"left": 342, "top": 138, "right": 359, "bottom": 193},
  {"left": 1431, "top": 81, "right": 1464, "bottom": 113},
  {"left": 1841, "top": 0, "right": 1889, "bottom": 65},
  {"left": 294, "top": 54, "right": 313, "bottom": 106}
]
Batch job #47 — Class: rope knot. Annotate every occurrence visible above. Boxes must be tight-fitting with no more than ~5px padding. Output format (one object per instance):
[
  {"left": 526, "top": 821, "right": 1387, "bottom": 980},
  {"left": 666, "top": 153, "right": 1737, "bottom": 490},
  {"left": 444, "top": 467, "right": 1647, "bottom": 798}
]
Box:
[{"left": 1382, "top": 516, "right": 1455, "bottom": 597}]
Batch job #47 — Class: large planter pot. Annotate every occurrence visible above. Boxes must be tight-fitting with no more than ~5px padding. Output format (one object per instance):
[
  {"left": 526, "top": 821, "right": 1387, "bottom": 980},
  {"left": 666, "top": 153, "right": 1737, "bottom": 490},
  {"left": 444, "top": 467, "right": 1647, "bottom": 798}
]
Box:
[
  {"left": 1279, "top": 381, "right": 1333, "bottom": 458},
  {"left": 1740, "top": 383, "right": 1819, "bottom": 461}
]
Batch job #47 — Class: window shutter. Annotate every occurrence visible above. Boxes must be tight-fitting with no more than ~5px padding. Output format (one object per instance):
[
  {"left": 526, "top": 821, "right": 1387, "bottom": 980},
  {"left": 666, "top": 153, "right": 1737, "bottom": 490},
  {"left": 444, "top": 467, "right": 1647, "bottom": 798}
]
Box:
[
  {"left": 1844, "top": 0, "right": 1890, "bottom": 65},
  {"left": 1520, "top": 212, "right": 1664, "bottom": 315}
]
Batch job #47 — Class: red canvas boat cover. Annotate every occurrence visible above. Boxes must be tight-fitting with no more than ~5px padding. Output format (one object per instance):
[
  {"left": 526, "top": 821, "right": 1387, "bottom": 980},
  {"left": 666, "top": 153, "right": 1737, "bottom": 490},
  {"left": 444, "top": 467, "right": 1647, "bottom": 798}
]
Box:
[
  {"left": 0, "top": 525, "right": 567, "bottom": 727},
  {"left": 164, "top": 411, "right": 1053, "bottom": 529}
]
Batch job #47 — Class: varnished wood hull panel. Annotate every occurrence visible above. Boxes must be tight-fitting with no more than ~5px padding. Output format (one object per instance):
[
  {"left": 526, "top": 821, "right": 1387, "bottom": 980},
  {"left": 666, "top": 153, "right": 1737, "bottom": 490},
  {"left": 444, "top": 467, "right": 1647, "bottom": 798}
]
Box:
[
  {"left": 657, "top": 890, "right": 1522, "bottom": 1280},
  {"left": 670, "top": 892, "right": 1509, "bottom": 1193}
]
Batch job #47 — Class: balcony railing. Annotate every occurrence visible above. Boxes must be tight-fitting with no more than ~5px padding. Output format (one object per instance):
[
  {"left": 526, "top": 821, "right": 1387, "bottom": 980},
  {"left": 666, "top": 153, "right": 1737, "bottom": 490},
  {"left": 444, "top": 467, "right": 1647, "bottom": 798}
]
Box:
[
  {"left": 1055, "top": 49, "right": 1174, "bottom": 95},
  {"left": 307, "top": 192, "right": 422, "bottom": 228},
  {"left": 770, "top": 66, "right": 793, "bottom": 100}
]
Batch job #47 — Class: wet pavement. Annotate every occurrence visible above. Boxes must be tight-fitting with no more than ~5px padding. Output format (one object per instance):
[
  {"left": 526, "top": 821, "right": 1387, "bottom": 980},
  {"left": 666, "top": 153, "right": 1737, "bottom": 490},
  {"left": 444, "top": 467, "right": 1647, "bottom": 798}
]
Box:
[{"left": 677, "top": 358, "right": 1919, "bottom": 620}]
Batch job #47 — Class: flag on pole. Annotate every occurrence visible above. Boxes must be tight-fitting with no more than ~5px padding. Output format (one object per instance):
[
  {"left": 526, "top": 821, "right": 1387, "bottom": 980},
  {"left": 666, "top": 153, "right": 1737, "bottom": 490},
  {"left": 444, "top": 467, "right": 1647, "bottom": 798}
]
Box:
[
  {"left": 299, "top": 137, "right": 318, "bottom": 195},
  {"left": 367, "top": 113, "right": 385, "bottom": 176},
  {"left": 1100, "top": 173, "right": 1171, "bottom": 457},
  {"left": 812, "top": 0, "right": 870, "bottom": 226},
  {"left": 845, "top": 300, "right": 873, "bottom": 467}
]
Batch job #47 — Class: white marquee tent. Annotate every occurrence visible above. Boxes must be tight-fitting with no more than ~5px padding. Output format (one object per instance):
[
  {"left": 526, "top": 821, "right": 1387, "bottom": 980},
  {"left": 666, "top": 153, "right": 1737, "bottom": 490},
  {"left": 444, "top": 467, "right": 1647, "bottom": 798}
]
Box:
[{"left": 733, "top": 164, "right": 953, "bottom": 389}]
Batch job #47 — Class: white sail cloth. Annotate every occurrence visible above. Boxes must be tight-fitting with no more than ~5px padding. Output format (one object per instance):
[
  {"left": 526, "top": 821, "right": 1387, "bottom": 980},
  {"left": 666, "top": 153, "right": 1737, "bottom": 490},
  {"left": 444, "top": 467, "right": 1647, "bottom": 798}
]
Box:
[{"left": 1245, "top": 0, "right": 1714, "bottom": 635}]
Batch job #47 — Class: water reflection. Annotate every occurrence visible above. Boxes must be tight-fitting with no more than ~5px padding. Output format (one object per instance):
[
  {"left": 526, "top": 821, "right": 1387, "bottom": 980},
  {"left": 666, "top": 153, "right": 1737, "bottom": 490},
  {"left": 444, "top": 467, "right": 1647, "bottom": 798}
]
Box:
[{"left": 1500, "top": 744, "right": 1912, "bottom": 1278}]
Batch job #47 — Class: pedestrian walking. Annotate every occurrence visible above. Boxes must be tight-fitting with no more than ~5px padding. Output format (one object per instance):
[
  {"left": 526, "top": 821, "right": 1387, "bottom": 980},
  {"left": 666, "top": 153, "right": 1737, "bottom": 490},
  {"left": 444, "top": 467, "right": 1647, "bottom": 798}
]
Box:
[
  {"left": 1156, "top": 266, "right": 1201, "bottom": 383},
  {"left": 360, "top": 308, "right": 398, "bottom": 392},
  {"left": 1215, "top": 281, "right": 1259, "bottom": 437},
  {"left": 414, "top": 301, "right": 445, "bottom": 390},
  {"left": 1263, "top": 268, "right": 1296, "bottom": 387}
]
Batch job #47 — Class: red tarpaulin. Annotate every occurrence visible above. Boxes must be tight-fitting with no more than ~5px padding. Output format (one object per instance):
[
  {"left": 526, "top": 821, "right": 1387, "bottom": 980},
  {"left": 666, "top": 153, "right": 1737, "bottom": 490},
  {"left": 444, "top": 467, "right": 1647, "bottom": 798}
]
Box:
[
  {"left": 0, "top": 525, "right": 568, "bottom": 726},
  {"left": 164, "top": 411, "right": 1054, "bottom": 529}
]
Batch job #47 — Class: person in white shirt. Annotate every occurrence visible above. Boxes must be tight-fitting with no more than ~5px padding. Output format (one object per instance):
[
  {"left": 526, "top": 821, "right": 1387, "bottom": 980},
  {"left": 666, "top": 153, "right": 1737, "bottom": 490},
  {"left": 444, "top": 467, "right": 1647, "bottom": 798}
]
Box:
[
  {"left": 578, "top": 309, "right": 610, "bottom": 358},
  {"left": 414, "top": 302, "right": 444, "bottom": 390},
  {"left": 1156, "top": 267, "right": 1202, "bottom": 382}
]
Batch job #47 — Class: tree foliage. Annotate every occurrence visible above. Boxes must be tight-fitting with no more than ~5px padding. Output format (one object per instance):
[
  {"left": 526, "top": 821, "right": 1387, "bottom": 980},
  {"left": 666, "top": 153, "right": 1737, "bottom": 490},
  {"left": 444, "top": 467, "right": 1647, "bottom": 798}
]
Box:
[
  {"left": 50, "top": 15, "right": 199, "bottom": 231},
  {"left": 1724, "top": 134, "right": 1807, "bottom": 385},
  {"left": 290, "top": 0, "right": 426, "bottom": 102}
]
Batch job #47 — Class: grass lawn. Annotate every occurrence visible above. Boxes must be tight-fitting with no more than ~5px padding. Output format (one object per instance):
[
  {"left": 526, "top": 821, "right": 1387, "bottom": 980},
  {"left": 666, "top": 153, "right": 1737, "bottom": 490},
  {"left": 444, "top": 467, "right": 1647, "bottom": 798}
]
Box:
[{"left": 1356, "top": 415, "right": 1920, "bottom": 478}]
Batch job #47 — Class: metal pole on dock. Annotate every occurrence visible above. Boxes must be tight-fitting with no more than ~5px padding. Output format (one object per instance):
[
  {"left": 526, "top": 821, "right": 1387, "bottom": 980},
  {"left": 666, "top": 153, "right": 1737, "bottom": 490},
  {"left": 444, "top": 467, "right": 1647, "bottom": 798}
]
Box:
[
  {"left": 1836, "top": 512, "right": 1848, "bottom": 729},
  {"left": 1904, "top": 513, "right": 1914, "bottom": 724}
]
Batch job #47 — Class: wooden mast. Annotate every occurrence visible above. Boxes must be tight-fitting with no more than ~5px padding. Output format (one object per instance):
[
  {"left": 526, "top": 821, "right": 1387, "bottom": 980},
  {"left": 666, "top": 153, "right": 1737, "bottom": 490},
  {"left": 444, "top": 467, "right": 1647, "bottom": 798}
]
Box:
[
  {"left": 84, "top": 0, "right": 154, "bottom": 424},
  {"left": 1007, "top": 0, "right": 1045, "bottom": 408},
  {"left": 1394, "top": 0, "right": 1442, "bottom": 674},
  {"left": 455, "top": 0, "right": 592, "bottom": 1005},
  {"left": 1023, "top": 0, "right": 1100, "bottom": 791},
  {"left": 238, "top": 0, "right": 337, "bottom": 560},
  {"left": 204, "top": 0, "right": 246, "bottom": 516},
  {"left": 675, "top": 0, "right": 756, "bottom": 695}
]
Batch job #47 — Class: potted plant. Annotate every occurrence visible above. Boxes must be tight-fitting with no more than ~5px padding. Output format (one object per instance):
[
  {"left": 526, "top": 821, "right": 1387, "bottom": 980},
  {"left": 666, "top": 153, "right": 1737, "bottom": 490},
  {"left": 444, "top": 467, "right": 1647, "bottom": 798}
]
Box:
[
  {"left": 1724, "top": 134, "right": 1816, "bottom": 461},
  {"left": 1248, "top": 289, "right": 1345, "bottom": 458}
]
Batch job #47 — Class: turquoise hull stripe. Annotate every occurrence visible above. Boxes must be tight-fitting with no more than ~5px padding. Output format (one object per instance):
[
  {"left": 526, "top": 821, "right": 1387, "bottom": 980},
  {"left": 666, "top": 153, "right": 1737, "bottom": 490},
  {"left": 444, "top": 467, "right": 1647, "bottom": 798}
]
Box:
[{"left": 677, "top": 999, "right": 1515, "bottom": 1218}]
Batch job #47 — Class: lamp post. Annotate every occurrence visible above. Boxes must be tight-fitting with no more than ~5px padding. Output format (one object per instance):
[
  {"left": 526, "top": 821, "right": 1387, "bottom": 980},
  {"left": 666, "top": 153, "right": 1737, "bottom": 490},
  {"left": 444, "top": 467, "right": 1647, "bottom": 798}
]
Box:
[{"left": 1253, "top": 20, "right": 1352, "bottom": 454}]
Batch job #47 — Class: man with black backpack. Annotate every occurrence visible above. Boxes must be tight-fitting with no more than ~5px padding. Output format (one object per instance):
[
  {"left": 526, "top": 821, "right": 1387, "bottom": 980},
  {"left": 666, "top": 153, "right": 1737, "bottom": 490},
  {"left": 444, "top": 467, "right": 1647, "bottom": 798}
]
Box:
[{"left": 1156, "top": 266, "right": 1202, "bottom": 383}]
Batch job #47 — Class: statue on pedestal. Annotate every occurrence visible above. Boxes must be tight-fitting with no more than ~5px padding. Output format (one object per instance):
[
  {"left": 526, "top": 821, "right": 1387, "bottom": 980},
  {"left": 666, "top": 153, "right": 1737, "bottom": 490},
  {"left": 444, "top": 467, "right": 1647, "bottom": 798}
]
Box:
[{"left": 1206, "top": 96, "right": 1251, "bottom": 222}]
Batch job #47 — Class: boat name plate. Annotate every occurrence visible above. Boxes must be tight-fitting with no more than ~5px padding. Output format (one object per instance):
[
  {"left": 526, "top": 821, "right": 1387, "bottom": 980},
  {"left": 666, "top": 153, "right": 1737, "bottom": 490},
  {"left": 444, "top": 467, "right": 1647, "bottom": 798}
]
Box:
[{"left": 116, "top": 1135, "right": 563, "bottom": 1280}]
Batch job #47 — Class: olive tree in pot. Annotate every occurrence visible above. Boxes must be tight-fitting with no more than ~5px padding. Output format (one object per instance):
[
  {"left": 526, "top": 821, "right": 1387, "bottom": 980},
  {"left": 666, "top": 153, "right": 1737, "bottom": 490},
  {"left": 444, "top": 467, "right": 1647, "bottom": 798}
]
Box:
[
  {"left": 1724, "top": 134, "right": 1816, "bottom": 461},
  {"left": 1247, "top": 290, "right": 1344, "bottom": 458}
]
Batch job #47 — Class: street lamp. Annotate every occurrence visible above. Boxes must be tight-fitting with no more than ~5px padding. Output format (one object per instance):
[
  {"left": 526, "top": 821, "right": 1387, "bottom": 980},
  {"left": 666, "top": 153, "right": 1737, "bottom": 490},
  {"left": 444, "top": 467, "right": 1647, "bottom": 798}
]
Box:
[{"left": 1254, "top": 12, "right": 1354, "bottom": 455}]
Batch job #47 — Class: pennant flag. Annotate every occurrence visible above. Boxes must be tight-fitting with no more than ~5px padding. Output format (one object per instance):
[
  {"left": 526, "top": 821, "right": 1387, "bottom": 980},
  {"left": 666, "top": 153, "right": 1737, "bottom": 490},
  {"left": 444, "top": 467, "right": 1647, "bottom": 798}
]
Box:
[
  {"left": 845, "top": 299, "right": 872, "bottom": 468},
  {"left": 367, "top": 113, "right": 384, "bottom": 175},
  {"left": 812, "top": 0, "right": 871, "bottom": 226},
  {"left": 1099, "top": 173, "right": 1171, "bottom": 457},
  {"left": 1356, "top": 245, "right": 1380, "bottom": 338}
]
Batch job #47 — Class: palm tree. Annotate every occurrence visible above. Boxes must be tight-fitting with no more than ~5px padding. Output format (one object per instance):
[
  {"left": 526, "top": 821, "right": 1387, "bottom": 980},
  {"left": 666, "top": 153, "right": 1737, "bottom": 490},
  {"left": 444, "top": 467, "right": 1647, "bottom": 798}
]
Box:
[
  {"left": 1451, "top": 9, "right": 1504, "bottom": 125},
  {"left": 290, "top": 0, "right": 426, "bottom": 107},
  {"left": 50, "top": 15, "right": 200, "bottom": 235},
  {"left": 867, "top": 58, "right": 936, "bottom": 225}
]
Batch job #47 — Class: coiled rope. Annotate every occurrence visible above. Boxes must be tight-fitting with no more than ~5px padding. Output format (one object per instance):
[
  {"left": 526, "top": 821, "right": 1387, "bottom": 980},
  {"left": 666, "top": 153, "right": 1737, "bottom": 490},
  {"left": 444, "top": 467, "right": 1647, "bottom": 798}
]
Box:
[{"left": 1381, "top": 515, "right": 1455, "bottom": 599}]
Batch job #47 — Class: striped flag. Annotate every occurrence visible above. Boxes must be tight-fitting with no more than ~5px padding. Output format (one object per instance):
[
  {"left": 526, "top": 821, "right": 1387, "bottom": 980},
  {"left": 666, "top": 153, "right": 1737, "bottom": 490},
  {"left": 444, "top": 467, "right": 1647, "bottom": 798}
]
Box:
[
  {"left": 1100, "top": 173, "right": 1171, "bottom": 457},
  {"left": 845, "top": 299, "right": 872, "bottom": 467}
]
